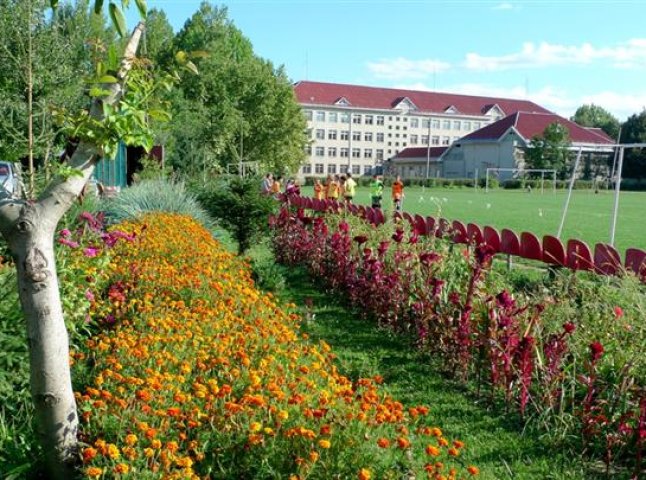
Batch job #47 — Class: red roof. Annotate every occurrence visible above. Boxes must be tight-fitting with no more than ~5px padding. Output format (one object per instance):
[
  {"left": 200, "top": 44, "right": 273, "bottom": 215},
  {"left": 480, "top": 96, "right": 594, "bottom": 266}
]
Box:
[
  {"left": 394, "top": 147, "right": 447, "bottom": 159},
  {"left": 461, "top": 112, "right": 616, "bottom": 145},
  {"left": 294, "top": 81, "right": 551, "bottom": 117}
]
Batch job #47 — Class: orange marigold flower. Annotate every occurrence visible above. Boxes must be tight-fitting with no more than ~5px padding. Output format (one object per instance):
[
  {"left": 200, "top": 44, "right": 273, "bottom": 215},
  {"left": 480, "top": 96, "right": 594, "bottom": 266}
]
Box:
[
  {"left": 106, "top": 443, "right": 120, "bottom": 459},
  {"left": 425, "top": 445, "right": 441, "bottom": 456},
  {"left": 124, "top": 434, "right": 138, "bottom": 446},
  {"left": 86, "top": 467, "right": 103, "bottom": 478},
  {"left": 467, "top": 466, "right": 480, "bottom": 476},
  {"left": 377, "top": 438, "right": 390, "bottom": 448},
  {"left": 82, "top": 447, "right": 98, "bottom": 463},
  {"left": 309, "top": 451, "right": 319, "bottom": 462},
  {"left": 114, "top": 463, "right": 130, "bottom": 474},
  {"left": 318, "top": 439, "right": 331, "bottom": 449},
  {"left": 396, "top": 437, "right": 411, "bottom": 449},
  {"left": 448, "top": 447, "right": 460, "bottom": 457},
  {"left": 430, "top": 427, "right": 442, "bottom": 437},
  {"left": 358, "top": 468, "right": 372, "bottom": 480},
  {"left": 453, "top": 440, "right": 465, "bottom": 449},
  {"left": 438, "top": 437, "right": 449, "bottom": 447}
]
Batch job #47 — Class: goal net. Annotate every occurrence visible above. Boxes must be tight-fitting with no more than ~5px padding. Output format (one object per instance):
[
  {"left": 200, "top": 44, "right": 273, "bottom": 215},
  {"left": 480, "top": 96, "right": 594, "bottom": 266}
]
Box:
[{"left": 485, "top": 168, "right": 557, "bottom": 193}]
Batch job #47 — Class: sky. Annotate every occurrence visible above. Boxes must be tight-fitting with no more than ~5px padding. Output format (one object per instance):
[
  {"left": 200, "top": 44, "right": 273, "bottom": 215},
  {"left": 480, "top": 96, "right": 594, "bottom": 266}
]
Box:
[{"left": 133, "top": 0, "right": 646, "bottom": 123}]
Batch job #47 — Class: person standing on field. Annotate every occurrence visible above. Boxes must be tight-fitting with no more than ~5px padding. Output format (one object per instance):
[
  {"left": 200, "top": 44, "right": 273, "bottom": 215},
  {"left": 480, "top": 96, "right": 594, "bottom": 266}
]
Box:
[
  {"left": 326, "top": 175, "right": 340, "bottom": 200},
  {"left": 261, "top": 173, "right": 273, "bottom": 195},
  {"left": 344, "top": 172, "right": 357, "bottom": 204},
  {"left": 369, "top": 175, "right": 384, "bottom": 208},
  {"left": 313, "top": 178, "right": 324, "bottom": 200},
  {"left": 392, "top": 175, "right": 404, "bottom": 212}
]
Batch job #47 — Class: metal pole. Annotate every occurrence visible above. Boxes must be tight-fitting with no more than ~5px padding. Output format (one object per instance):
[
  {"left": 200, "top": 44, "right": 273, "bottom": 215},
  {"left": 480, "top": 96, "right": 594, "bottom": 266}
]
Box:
[
  {"left": 485, "top": 168, "right": 489, "bottom": 193},
  {"left": 425, "top": 116, "right": 432, "bottom": 179},
  {"left": 609, "top": 128, "right": 622, "bottom": 185},
  {"left": 541, "top": 171, "right": 544, "bottom": 194},
  {"left": 609, "top": 146, "right": 625, "bottom": 246},
  {"left": 557, "top": 148, "right": 582, "bottom": 239}
]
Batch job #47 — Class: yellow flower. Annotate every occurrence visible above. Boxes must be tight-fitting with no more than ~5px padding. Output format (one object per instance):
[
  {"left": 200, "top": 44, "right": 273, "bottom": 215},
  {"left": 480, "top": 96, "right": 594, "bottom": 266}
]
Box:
[
  {"left": 358, "top": 468, "right": 372, "bottom": 480},
  {"left": 318, "top": 439, "right": 331, "bottom": 449},
  {"left": 249, "top": 421, "right": 262, "bottom": 432},
  {"left": 114, "top": 463, "right": 130, "bottom": 474},
  {"left": 106, "top": 443, "right": 120, "bottom": 459},
  {"left": 124, "top": 434, "right": 138, "bottom": 446}
]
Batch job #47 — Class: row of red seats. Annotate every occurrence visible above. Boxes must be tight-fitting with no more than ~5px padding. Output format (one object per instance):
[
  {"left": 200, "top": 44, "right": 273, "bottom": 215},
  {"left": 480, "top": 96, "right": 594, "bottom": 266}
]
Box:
[
  {"left": 288, "top": 196, "right": 645, "bottom": 279},
  {"left": 397, "top": 211, "right": 645, "bottom": 278}
]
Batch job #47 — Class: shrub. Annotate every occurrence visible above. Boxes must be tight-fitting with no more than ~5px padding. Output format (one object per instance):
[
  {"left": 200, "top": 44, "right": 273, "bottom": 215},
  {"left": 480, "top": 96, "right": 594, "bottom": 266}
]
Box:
[
  {"left": 196, "top": 176, "right": 277, "bottom": 255},
  {"left": 102, "top": 179, "right": 213, "bottom": 229}
]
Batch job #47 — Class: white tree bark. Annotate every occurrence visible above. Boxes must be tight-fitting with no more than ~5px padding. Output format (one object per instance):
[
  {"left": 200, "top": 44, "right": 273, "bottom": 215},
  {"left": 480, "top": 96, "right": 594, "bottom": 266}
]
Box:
[{"left": 0, "top": 23, "right": 144, "bottom": 478}]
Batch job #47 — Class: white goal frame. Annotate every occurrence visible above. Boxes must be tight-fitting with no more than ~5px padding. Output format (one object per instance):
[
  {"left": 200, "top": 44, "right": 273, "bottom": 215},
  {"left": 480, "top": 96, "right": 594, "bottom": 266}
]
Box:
[{"left": 485, "top": 168, "right": 557, "bottom": 194}]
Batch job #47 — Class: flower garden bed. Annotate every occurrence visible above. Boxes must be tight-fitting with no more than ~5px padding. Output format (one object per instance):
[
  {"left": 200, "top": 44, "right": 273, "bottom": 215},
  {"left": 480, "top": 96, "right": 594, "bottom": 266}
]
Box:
[
  {"left": 270, "top": 205, "right": 645, "bottom": 478},
  {"left": 68, "top": 212, "right": 476, "bottom": 478}
]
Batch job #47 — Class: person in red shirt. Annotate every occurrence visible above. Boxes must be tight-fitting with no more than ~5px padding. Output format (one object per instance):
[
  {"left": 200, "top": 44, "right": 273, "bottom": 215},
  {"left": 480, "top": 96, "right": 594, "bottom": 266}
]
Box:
[{"left": 392, "top": 175, "right": 404, "bottom": 212}]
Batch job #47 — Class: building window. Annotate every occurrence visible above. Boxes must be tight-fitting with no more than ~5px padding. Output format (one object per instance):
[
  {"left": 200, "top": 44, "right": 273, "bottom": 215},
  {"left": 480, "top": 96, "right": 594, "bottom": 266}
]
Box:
[
  {"left": 304, "top": 110, "right": 313, "bottom": 121},
  {"left": 315, "top": 163, "right": 324, "bottom": 174},
  {"left": 422, "top": 135, "right": 429, "bottom": 145},
  {"left": 376, "top": 133, "right": 384, "bottom": 142},
  {"left": 316, "top": 111, "right": 325, "bottom": 122},
  {"left": 315, "top": 146, "right": 325, "bottom": 156},
  {"left": 395, "top": 142, "right": 400, "bottom": 146},
  {"left": 363, "top": 165, "right": 372, "bottom": 174},
  {"left": 340, "top": 112, "right": 350, "bottom": 123},
  {"left": 410, "top": 135, "right": 418, "bottom": 145},
  {"left": 376, "top": 149, "right": 384, "bottom": 160},
  {"left": 328, "top": 147, "right": 337, "bottom": 157},
  {"left": 453, "top": 120, "right": 460, "bottom": 130},
  {"left": 340, "top": 148, "right": 349, "bottom": 157},
  {"left": 442, "top": 120, "right": 450, "bottom": 129},
  {"left": 396, "top": 125, "right": 400, "bottom": 130},
  {"left": 307, "top": 128, "right": 313, "bottom": 138},
  {"left": 395, "top": 133, "right": 400, "bottom": 138},
  {"left": 328, "top": 129, "right": 337, "bottom": 140},
  {"left": 352, "top": 148, "right": 361, "bottom": 158},
  {"left": 328, "top": 112, "right": 338, "bottom": 123},
  {"left": 422, "top": 119, "right": 430, "bottom": 129},
  {"left": 364, "top": 132, "right": 373, "bottom": 141},
  {"left": 364, "top": 148, "right": 373, "bottom": 158},
  {"left": 340, "top": 164, "right": 349, "bottom": 173},
  {"left": 353, "top": 131, "right": 361, "bottom": 141},
  {"left": 302, "top": 164, "right": 312, "bottom": 174},
  {"left": 463, "top": 121, "right": 471, "bottom": 131},
  {"left": 352, "top": 114, "right": 362, "bottom": 124},
  {"left": 327, "top": 164, "right": 336, "bottom": 174},
  {"left": 473, "top": 121, "right": 481, "bottom": 130},
  {"left": 305, "top": 145, "right": 312, "bottom": 155},
  {"left": 442, "top": 136, "right": 450, "bottom": 145},
  {"left": 432, "top": 119, "right": 440, "bottom": 129},
  {"left": 376, "top": 115, "right": 385, "bottom": 125},
  {"left": 341, "top": 130, "right": 349, "bottom": 140},
  {"left": 352, "top": 165, "right": 360, "bottom": 174},
  {"left": 365, "top": 115, "right": 374, "bottom": 125},
  {"left": 432, "top": 135, "right": 440, "bottom": 145},
  {"left": 316, "top": 129, "right": 325, "bottom": 140}
]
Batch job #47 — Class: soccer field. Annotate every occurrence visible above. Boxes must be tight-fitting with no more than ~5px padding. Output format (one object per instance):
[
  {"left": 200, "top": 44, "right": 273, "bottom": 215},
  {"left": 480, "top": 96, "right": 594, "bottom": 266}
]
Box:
[{"left": 301, "top": 186, "right": 646, "bottom": 254}]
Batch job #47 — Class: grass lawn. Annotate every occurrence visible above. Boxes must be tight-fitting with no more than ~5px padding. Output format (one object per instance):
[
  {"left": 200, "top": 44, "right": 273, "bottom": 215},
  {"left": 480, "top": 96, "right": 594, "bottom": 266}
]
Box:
[
  {"left": 276, "top": 265, "right": 592, "bottom": 480},
  {"left": 300, "top": 186, "right": 646, "bottom": 255}
]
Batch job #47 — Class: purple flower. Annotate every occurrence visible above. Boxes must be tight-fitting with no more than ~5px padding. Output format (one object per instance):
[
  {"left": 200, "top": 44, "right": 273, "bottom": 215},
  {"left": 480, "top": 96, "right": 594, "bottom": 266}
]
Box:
[
  {"left": 495, "top": 290, "right": 515, "bottom": 309},
  {"left": 83, "top": 246, "right": 100, "bottom": 258},
  {"left": 391, "top": 229, "right": 404, "bottom": 243},
  {"left": 58, "top": 238, "right": 79, "bottom": 249},
  {"left": 59, "top": 229, "right": 71, "bottom": 238},
  {"left": 339, "top": 221, "right": 350, "bottom": 233},
  {"left": 377, "top": 241, "right": 390, "bottom": 256}
]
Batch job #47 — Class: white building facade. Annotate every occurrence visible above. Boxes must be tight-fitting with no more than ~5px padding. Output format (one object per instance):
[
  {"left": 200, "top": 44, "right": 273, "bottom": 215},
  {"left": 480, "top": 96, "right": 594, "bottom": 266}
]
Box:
[{"left": 294, "top": 81, "right": 551, "bottom": 178}]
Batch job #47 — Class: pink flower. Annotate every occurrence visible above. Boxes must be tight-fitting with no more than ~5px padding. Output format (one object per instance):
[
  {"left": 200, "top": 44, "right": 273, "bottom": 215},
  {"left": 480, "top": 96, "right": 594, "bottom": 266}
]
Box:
[
  {"left": 613, "top": 306, "right": 623, "bottom": 319},
  {"left": 589, "top": 341, "right": 604, "bottom": 362},
  {"left": 58, "top": 238, "right": 79, "bottom": 249},
  {"left": 85, "top": 289, "right": 95, "bottom": 302},
  {"left": 59, "top": 229, "right": 71, "bottom": 238},
  {"left": 83, "top": 246, "right": 100, "bottom": 258}
]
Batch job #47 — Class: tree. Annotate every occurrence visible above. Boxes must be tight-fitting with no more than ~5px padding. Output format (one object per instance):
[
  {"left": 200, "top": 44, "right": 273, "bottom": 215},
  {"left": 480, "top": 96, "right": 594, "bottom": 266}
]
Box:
[
  {"left": 571, "top": 104, "right": 621, "bottom": 140},
  {"left": 524, "top": 122, "right": 572, "bottom": 179},
  {"left": 0, "top": 1, "right": 151, "bottom": 475},
  {"left": 620, "top": 110, "right": 646, "bottom": 179},
  {"left": 166, "top": 2, "right": 306, "bottom": 177}
]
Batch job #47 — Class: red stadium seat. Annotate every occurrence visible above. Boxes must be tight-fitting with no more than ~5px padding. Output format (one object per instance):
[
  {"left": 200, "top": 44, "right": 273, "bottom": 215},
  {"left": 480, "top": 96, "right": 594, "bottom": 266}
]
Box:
[
  {"left": 520, "top": 232, "right": 543, "bottom": 261},
  {"left": 625, "top": 248, "right": 646, "bottom": 278},
  {"left": 452, "top": 220, "right": 468, "bottom": 244},
  {"left": 366, "top": 208, "right": 376, "bottom": 225},
  {"left": 467, "top": 223, "right": 484, "bottom": 246},
  {"left": 374, "top": 208, "right": 385, "bottom": 226},
  {"left": 483, "top": 226, "right": 501, "bottom": 253},
  {"left": 426, "top": 216, "right": 436, "bottom": 235},
  {"left": 566, "top": 239, "right": 594, "bottom": 271},
  {"left": 415, "top": 214, "right": 428, "bottom": 235},
  {"left": 594, "top": 243, "right": 621, "bottom": 275},
  {"left": 542, "top": 235, "right": 566, "bottom": 266},
  {"left": 500, "top": 229, "right": 520, "bottom": 256}
]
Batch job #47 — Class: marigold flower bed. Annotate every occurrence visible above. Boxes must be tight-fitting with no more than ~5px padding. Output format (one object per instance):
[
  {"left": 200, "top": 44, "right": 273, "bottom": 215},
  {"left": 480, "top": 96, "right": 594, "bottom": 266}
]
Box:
[{"left": 72, "top": 213, "right": 476, "bottom": 479}]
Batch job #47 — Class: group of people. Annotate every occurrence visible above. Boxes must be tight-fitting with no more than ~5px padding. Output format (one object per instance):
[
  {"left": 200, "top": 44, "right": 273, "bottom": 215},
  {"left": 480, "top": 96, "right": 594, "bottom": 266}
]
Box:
[
  {"left": 312, "top": 173, "right": 358, "bottom": 203},
  {"left": 261, "top": 173, "right": 300, "bottom": 197}
]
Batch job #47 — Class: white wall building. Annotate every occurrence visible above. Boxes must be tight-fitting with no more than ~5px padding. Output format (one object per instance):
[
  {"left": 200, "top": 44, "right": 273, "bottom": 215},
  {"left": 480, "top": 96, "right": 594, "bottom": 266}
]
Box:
[{"left": 293, "top": 80, "right": 551, "bottom": 178}]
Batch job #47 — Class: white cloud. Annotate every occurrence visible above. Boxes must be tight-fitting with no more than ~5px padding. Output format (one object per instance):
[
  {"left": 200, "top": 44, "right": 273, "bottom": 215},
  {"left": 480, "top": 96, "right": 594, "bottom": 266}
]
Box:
[
  {"left": 394, "top": 81, "right": 645, "bottom": 121},
  {"left": 366, "top": 57, "right": 451, "bottom": 80},
  {"left": 464, "top": 39, "right": 646, "bottom": 71},
  {"left": 492, "top": 2, "right": 514, "bottom": 10}
]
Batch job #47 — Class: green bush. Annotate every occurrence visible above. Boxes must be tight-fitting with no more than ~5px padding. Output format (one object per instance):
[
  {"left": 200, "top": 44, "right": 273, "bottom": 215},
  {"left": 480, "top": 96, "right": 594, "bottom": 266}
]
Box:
[
  {"left": 196, "top": 176, "right": 277, "bottom": 255},
  {"left": 102, "top": 179, "right": 214, "bottom": 229}
]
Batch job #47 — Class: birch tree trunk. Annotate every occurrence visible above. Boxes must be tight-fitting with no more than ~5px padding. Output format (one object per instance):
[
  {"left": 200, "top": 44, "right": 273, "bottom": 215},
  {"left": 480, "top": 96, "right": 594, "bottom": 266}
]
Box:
[{"left": 0, "top": 23, "right": 144, "bottom": 478}]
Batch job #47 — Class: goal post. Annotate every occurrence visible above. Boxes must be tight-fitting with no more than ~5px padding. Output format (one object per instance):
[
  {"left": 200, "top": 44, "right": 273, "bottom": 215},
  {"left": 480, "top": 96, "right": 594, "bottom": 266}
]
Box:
[{"left": 485, "top": 168, "right": 557, "bottom": 193}]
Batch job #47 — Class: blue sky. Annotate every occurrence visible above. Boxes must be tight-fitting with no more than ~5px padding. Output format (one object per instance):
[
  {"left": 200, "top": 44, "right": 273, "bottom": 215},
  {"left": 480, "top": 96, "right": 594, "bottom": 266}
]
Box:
[{"left": 135, "top": 0, "right": 646, "bottom": 122}]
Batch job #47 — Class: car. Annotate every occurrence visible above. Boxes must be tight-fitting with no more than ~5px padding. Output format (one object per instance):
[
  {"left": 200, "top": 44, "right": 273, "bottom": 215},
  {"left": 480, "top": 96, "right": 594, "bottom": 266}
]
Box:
[{"left": 0, "top": 161, "right": 22, "bottom": 198}]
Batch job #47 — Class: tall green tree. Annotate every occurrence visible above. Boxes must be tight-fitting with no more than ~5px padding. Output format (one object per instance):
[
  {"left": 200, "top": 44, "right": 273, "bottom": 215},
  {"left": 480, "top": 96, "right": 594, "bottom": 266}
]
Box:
[
  {"left": 166, "top": 2, "right": 306, "bottom": 177},
  {"left": 571, "top": 104, "right": 621, "bottom": 140},
  {"left": 524, "top": 122, "right": 572, "bottom": 179},
  {"left": 620, "top": 110, "right": 646, "bottom": 179}
]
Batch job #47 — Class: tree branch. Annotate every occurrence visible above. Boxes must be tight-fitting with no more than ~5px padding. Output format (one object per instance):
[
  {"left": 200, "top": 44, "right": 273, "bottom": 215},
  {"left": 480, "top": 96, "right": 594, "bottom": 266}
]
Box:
[{"left": 37, "top": 22, "right": 146, "bottom": 225}]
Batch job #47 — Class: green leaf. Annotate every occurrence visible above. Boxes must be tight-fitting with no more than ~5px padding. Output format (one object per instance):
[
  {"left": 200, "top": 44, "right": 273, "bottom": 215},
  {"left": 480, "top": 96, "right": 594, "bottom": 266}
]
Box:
[
  {"left": 93, "top": 0, "right": 104, "bottom": 15},
  {"left": 89, "top": 87, "right": 111, "bottom": 98},
  {"left": 175, "top": 51, "right": 187, "bottom": 64},
  {"left": 109, "top": 2, "right": 127, "bottom": 38},
  {"left": 149, "top": 109, "right": 171, "bottom": 122},
  {"left": 185, "top": 60, "right": 199, "bottom": 75},
  {"left": 107, "top": 44, "right": 119, "bottom": 71},
  {"left": 134, "top": 0, "right": 147, "bottom": 18},
  {"left": 50, "top": 0, "right": 59, "bottom": 8},
  {"left": 98, "top": 75, "right": 118, "bottom": 84}
]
